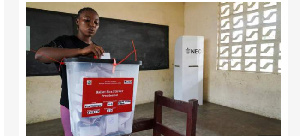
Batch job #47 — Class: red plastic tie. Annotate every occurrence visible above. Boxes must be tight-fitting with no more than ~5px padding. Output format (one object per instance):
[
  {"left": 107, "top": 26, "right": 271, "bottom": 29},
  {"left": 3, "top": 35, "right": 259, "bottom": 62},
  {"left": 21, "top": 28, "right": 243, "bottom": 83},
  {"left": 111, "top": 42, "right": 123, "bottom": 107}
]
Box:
[
  {"left": 30, "top": 49, "right": 65, "bottom": 71},
  {"left": 132, "top": 40, "right": 137, "bottom": 61},
  {"left": 112, "top": 58, "right": 117, "bottom": 73},
  {"left": 30, "top": 49, "right": 61, "bottom": 63},
  {"left": 112, "top": 40, "right": 137, "bottom": 71},
  {"left": 58, "top": 57, "right": 66, "bottom": 71}
]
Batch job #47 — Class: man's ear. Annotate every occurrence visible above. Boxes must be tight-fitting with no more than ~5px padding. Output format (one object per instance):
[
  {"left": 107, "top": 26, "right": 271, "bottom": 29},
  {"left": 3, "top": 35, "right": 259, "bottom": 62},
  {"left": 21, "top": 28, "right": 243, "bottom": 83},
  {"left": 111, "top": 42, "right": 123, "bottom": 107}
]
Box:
[{"left": 76, "top": 18, "right": 79, "bottom": 25}]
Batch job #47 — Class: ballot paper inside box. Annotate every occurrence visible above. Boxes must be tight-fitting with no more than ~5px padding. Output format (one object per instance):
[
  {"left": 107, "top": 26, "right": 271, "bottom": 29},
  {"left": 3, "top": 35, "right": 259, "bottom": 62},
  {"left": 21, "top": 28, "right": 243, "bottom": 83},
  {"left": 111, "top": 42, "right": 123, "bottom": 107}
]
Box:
[{"left": 64, "top": 57, "right": 142, "bottom": 136}]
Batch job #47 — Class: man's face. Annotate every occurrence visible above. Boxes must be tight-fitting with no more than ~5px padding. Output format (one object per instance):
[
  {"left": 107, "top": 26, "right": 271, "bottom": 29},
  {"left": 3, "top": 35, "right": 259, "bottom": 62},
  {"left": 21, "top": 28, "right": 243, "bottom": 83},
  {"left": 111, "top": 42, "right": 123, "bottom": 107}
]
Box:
[{"left": 77, "top": 11, "right": 99, "bottom": 37}]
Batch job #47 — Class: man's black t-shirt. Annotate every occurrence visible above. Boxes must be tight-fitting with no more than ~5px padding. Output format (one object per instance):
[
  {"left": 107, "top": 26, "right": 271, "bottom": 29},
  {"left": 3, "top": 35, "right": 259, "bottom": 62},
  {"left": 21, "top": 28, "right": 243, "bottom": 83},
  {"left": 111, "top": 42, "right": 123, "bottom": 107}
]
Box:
[{"left": 42, "top": 35, "right": 93, "bottom": 109}]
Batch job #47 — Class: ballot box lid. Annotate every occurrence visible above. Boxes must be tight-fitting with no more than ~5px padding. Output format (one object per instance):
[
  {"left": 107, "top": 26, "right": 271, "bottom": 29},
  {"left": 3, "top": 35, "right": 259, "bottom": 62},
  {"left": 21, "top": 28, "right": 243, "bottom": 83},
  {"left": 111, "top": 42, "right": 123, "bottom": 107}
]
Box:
[{"left": 64, "top": 57, "right": 142, "bottom": 65}]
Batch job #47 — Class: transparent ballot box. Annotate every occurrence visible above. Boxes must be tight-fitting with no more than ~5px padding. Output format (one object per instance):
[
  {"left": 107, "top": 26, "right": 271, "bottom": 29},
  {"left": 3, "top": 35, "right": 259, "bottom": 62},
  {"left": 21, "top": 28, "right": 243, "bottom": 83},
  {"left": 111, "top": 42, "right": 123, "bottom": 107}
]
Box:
[{"left": 64, "top": 58, "right": 142, "bottom": 136}]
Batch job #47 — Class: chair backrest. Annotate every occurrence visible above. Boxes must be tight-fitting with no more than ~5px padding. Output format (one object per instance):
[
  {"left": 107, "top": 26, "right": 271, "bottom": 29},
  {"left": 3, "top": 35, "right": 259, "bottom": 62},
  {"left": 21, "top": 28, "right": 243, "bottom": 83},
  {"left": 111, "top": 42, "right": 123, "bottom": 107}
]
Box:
[
  {"left": 131, "top": 90, "right": 198, "bottom": 136},
  {"left": 153, "top": 90, "right": 198, "bottom": 136}
]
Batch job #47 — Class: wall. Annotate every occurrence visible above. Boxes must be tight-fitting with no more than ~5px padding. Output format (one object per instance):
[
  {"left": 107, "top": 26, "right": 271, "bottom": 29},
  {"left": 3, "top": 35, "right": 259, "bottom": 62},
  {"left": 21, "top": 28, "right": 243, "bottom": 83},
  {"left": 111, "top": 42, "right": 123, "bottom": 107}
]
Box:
[
  {"left": 184, "top": 2, "right": 281, "bottom": 119},
  {"left": 26, "top": 2, "right": 184, "bottom": 124}
]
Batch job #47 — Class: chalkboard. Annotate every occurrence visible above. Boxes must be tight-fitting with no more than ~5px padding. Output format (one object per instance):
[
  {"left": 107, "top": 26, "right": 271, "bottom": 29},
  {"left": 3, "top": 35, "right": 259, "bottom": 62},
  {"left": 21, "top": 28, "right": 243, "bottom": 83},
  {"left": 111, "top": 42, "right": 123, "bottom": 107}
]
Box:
[
  {"left": 26, "top": 8, "right": 75, "bottom": 76},
  {"left": 26, "top": 8, "right": 169, "bottom": 76}
]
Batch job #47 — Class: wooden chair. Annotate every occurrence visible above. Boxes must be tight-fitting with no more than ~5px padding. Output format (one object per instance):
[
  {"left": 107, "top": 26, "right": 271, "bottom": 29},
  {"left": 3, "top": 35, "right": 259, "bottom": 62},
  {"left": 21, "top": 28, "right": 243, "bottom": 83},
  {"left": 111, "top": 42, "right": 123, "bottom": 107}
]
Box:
[{"left": 131, "top": 90, "right": 198, "bottom": 136}]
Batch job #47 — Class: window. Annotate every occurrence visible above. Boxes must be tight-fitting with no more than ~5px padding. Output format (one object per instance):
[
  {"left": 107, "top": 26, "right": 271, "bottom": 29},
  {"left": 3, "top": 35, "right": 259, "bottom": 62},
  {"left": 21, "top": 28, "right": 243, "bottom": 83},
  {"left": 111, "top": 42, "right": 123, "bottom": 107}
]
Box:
[{"left": 217, "top": 2, "right": 281, "bottom": 73}]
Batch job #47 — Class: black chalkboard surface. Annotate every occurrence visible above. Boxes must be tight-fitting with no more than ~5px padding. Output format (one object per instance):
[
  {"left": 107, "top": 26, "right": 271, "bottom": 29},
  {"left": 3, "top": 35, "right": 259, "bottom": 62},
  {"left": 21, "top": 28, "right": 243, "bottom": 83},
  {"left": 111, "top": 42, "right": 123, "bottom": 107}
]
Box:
[
  {"left": 26, "top": 8, "right": 75, "bottom": 76},
  {"left": 26, "top": 8, "right": 169, "bottom": 76}
]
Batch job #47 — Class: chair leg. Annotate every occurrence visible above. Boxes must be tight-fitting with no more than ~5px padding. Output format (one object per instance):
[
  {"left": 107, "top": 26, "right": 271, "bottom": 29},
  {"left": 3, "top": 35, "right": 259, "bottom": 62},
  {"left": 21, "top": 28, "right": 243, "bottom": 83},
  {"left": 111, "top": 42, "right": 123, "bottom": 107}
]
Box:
[
  {"left": 153, "top": 91, "right": 163, "bottom": 136},
  {"left": 186, "top": 99, "right": 198, "bottom": 136}
]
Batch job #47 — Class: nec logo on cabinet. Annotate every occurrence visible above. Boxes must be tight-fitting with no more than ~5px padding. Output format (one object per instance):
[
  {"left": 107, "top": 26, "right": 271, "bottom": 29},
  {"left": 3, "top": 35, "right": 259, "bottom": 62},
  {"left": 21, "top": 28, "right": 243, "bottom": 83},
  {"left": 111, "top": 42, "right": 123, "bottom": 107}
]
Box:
[{"left": 186, "top": 47, "right": 202, "bottom": 54}]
